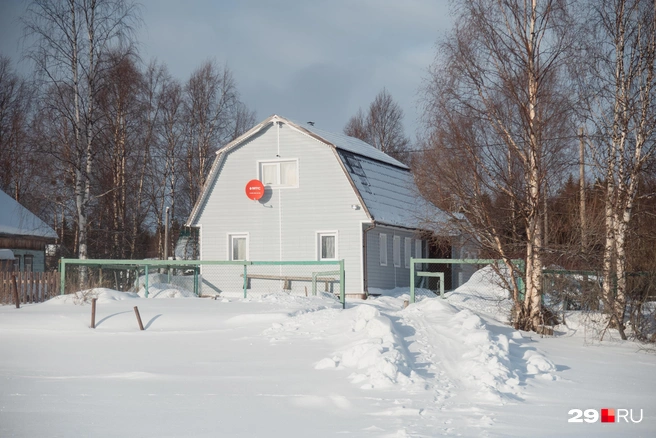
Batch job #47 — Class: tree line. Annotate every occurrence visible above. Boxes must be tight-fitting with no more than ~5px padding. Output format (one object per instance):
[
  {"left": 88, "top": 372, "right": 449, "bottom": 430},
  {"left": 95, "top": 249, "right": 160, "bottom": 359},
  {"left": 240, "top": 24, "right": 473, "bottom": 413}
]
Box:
[
  {"left": 1, "top": 0, "right": 655, "bottom": 338},
  {"left": 0, "top": 0, "right": 256, "bottom": 263},
  {"left": 413, "top": 0, "right": 656, "bottom": 336}
]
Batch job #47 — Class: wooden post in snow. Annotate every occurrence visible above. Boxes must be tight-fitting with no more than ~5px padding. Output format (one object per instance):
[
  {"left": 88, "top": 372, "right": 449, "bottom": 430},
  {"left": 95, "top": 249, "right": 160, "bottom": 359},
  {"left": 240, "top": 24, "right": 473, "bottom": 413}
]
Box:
[
  {"left": 134, "top": 306, "right": 144, "bottom": 330},
  {"left": 12, "top": 273, "right": 19, "bottom": 309},
  {"left": 91, "top": 298, "right": 97, "bottom": 328}
]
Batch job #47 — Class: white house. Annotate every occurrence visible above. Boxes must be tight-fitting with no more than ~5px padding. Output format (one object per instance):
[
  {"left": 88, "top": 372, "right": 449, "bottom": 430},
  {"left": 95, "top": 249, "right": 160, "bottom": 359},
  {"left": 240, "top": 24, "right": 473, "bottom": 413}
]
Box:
[{"left": 185, "top": 115, "right": 468, "bottom": 296}]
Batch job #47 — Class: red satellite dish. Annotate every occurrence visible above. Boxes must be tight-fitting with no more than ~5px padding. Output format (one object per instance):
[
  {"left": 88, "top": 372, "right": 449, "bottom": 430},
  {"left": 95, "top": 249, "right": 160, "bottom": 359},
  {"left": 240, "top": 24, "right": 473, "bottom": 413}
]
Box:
[{"left": 245, "top": 179, "right": 265, "bottom": 201}]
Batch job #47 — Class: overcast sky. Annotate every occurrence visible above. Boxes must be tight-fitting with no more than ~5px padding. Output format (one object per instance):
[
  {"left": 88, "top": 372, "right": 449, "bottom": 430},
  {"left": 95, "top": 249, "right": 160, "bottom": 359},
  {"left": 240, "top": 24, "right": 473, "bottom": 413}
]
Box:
[{"left": 0, "top": 0, "right": 453, "bottom": 138}]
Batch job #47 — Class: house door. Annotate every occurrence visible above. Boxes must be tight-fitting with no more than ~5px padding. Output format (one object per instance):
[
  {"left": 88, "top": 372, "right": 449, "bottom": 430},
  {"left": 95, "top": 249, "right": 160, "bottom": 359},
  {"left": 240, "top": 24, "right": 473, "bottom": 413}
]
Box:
[{"left": 427, "top": 238, "right": 453, "bottom": 291}]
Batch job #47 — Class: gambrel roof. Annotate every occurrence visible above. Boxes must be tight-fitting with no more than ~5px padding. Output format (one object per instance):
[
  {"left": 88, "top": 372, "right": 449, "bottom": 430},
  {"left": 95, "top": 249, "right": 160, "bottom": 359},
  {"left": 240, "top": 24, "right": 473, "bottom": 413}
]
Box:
[
  {"left": 187, "top": 114, "right": 449, "bottom": 231},
  {"left": 0, "top": 188, "right": 57, "bottom": 239}
]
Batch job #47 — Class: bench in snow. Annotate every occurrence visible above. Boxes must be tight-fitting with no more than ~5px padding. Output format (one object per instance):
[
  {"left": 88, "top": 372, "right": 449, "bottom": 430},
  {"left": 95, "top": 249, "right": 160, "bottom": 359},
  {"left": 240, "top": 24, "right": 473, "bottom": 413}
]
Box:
[{"left": 240, "top": 273, "right": 337, "bottom": 292}]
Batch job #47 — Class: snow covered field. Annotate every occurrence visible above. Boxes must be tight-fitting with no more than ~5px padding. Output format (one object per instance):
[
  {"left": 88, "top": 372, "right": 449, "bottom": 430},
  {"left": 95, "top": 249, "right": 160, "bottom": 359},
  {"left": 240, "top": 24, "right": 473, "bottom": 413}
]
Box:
[{"left": 1, "top": 269, "right": 655, "bottom": 437}]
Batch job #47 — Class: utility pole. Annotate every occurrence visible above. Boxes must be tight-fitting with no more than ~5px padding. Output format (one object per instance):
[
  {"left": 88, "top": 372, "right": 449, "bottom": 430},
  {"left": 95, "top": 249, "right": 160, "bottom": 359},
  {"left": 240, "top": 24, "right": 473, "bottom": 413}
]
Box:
[
  {"left": 579, "top": 127, "right": 587, "bottom": 250},
  {"left": 164, "top": 207, "right": 170, "bottom": 260}
]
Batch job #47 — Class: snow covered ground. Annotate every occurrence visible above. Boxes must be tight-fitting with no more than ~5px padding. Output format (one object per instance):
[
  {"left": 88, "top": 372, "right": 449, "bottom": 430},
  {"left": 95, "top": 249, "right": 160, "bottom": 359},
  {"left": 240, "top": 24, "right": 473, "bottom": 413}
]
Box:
[{"left": 1, "top": 269, "right": 655, "bottom": 437}]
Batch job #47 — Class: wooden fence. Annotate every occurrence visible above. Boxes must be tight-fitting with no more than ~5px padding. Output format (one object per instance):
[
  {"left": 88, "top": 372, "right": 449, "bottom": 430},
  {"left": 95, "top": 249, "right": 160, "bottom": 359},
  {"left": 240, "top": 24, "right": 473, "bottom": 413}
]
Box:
[{"left": 0, "top": 272, "right": 60, "bottom": 305}]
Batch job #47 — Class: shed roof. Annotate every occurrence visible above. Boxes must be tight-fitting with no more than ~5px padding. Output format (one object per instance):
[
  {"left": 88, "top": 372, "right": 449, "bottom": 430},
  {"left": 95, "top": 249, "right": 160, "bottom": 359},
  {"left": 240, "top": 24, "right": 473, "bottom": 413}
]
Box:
[
  {"left": 0, "top": 189, "right": 57, "bottom": 239},
  {"left": 0, "top": 249, "right": 15, "bottom": 260}
]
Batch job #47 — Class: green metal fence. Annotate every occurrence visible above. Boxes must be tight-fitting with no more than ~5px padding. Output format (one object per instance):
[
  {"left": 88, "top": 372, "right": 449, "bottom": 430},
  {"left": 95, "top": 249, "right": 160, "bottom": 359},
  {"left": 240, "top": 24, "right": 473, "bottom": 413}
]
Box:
[
  {"left": 409, "top": 258, "right": 525, "bottom": 303},
  {"left": 59, "top": 259, "right": 346, "bottom": 308},
  {"left": 542, "top": 269, "right": 656, "bottom": 311}
]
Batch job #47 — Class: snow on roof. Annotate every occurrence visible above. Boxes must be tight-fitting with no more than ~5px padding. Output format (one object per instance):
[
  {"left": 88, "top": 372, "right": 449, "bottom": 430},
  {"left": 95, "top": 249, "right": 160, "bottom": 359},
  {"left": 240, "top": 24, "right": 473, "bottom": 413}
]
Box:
[
  {"left": 337, "top": 150, "right": 450, "bottom": 230},
  {"left": 0, "top": 249, "right": 15, "bottom": 260},
  {"left": 0, "top": 189, "right": 57, "bottom": 239},
  {"left": 297, "top": 122, "right": 409, "bottom": 169}
]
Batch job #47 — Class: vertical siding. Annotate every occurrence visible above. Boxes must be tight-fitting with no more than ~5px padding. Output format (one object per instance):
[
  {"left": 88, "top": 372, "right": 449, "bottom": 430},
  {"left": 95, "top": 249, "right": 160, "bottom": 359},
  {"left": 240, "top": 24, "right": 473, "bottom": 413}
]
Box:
[
  {"left": 365, "top": 225, "right": 418, "bottom": 291},
  {"left": 195, "top": 123, "right": 368, "bottom": 294}
]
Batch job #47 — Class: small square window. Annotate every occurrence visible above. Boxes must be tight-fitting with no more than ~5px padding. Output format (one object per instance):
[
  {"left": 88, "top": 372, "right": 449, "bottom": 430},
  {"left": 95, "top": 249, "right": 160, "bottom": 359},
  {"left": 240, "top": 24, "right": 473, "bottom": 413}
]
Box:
[
  {"left": 318, "top": 232, "right": 338, "bottom": 260},
  {"left": 261, "top": 163, "right": 278, "bottom": 185},
  {"left": 258, "top": 159, "right": 298, "bottom": 188},
  {"left": 228, "top": 234, "right": 248, "bottom": 261}
]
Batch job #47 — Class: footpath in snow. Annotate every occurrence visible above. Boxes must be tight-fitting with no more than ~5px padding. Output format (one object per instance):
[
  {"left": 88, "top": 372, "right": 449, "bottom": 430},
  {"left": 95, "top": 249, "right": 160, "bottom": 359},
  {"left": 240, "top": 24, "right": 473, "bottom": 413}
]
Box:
[{"left": 1, "top": 269, "right": 655, "bottom": 437}]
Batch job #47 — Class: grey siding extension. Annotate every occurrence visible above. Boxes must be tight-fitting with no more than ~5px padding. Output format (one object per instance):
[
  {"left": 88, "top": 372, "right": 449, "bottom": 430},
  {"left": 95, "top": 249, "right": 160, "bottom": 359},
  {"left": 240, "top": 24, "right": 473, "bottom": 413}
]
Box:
[
  {"left": 364, "top": 225, "right": 420, "bottom": 292},
  {"left": 194, "top": 123, "right": 368, "bottom": 294}
]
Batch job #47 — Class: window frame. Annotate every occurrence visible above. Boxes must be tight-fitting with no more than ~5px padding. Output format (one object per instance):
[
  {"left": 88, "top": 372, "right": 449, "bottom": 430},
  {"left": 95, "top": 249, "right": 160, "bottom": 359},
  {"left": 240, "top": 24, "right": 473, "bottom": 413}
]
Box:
[
  {"left": 257, "top": 158, "right": 299, "bottom": 189},
  {"left": 393, "top": 235, "right": 401, "bottom": 268},
  {"left": 379, "top": 233, "right": 388, "bottom": 266},
  {"left": 13, "top": 255, "right": 22, "bottom": 272},
  {"left": 227, "top": 233, "right": 249, "bottom": 261},
  {"left": 317, "top": 231, "right": 338, "bottom": 261},
  {"left": 23, "top": 254, "right": 33, "bottom": 272},
  {"left": 404, "top": 237, "right": 412, "bottom": 268},
  {"left": 415, "top": 239, "right": 423, "bottom": 271}
]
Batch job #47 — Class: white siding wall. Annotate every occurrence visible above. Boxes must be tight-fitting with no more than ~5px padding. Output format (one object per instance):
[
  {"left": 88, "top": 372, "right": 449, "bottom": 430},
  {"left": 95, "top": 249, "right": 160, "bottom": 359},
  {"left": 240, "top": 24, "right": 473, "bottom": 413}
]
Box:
[
  {"left": 195, "top": 123, "right": 368, "bottom": 294},
  {"left": 365, "top": 225, "right": 418, "bottom": 292}
]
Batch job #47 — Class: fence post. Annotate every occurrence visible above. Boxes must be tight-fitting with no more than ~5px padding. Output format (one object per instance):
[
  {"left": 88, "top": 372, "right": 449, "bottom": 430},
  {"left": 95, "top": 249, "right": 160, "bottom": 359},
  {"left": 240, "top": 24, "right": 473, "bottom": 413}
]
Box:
[
  {"left": 60, "top": 259, "right": 66, "bottom": 295},
  {"left": 410, "top": 258, "right": 415, "bottom": 304},
  {"left": 339, "top": 260, "right": 345, "bottom": 309},
  {"left": 144, "top": 265, "right": 149, "bottom": 298},
  {"left": 12, "top": 273, "right": 19, "bottom": 309},
  {"left": 193, "top": 267, "right": 199, "bottom": 296},
  {"left": 134, "top": 306, "right": 144, "bottom": 330},
  {"left": 243, "top": 263, "right": 248, "bottom": 299},
  {"left": 312, "top": 272, "right": 317, "bottom": 296},
  {"left": 440, "top": 272, "right": 445, "bottom": 298},
  {"left": 91, "top": 298, "right": 97, "bottom": 328}
]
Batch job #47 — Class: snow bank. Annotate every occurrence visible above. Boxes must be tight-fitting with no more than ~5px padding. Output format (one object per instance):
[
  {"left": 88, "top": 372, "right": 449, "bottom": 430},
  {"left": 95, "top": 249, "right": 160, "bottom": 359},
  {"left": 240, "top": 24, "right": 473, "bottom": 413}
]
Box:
[
  {"left": 136, "top": 273, "right": 199, "bottom": 296},
  {"left": 414, "top": 298, "right": 558, "bottom": 402},
  {"left": 46, "top": 288, "right": 139, "bottom": 305},
  {"left": 315, "top": 304, "right": 420, "bottom": 390},
  {"left": 446, "top": 265, "right": 513, "bottom": 320},
  {"left": 137, "top": 283, "right": 197, "bottom": 299}
]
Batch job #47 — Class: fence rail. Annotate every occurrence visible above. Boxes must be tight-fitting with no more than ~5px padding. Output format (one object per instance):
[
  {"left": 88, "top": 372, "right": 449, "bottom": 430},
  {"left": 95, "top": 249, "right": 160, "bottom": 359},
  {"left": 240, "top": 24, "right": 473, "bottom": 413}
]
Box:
[
  {"left": 59, "top": 259, "right": 346, "bottom": 308},
  {"left": 0, "top": 271, "right": 60, "bottom": 305}
]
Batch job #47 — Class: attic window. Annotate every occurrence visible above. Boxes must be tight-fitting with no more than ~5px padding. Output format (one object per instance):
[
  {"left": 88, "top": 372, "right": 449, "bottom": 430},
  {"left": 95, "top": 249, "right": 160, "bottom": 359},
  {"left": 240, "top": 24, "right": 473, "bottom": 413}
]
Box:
[
  {"left": 259, "top": 159, "right": 298, "bottom": 188},
  {"left": 346, "top": 156, "right": 366, "bottom": 177}
]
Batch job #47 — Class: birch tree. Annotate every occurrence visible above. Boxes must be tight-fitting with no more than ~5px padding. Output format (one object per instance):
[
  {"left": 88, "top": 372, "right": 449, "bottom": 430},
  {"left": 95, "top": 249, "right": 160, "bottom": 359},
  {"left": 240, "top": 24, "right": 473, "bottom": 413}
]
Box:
[
  {"left": 417, "top": 0, "right": 573, "bottom": 331},
  {"left": 149, "top": 66, "right": 184, "bottom": 259},
  {"left": 576, "top": 0, "right": 656, "bottom": 338},
  {"left": 95, "top": 51, "right": 144, "bottom": 259},
  {"left": 23, "top": 0, "right": 139, "bottom": 264},
  {"left": 0, "top": 56, "right": 35, "bottom": 202},
  {"left": 181, "top": 61, "right": 240, "bottom": 217}
]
